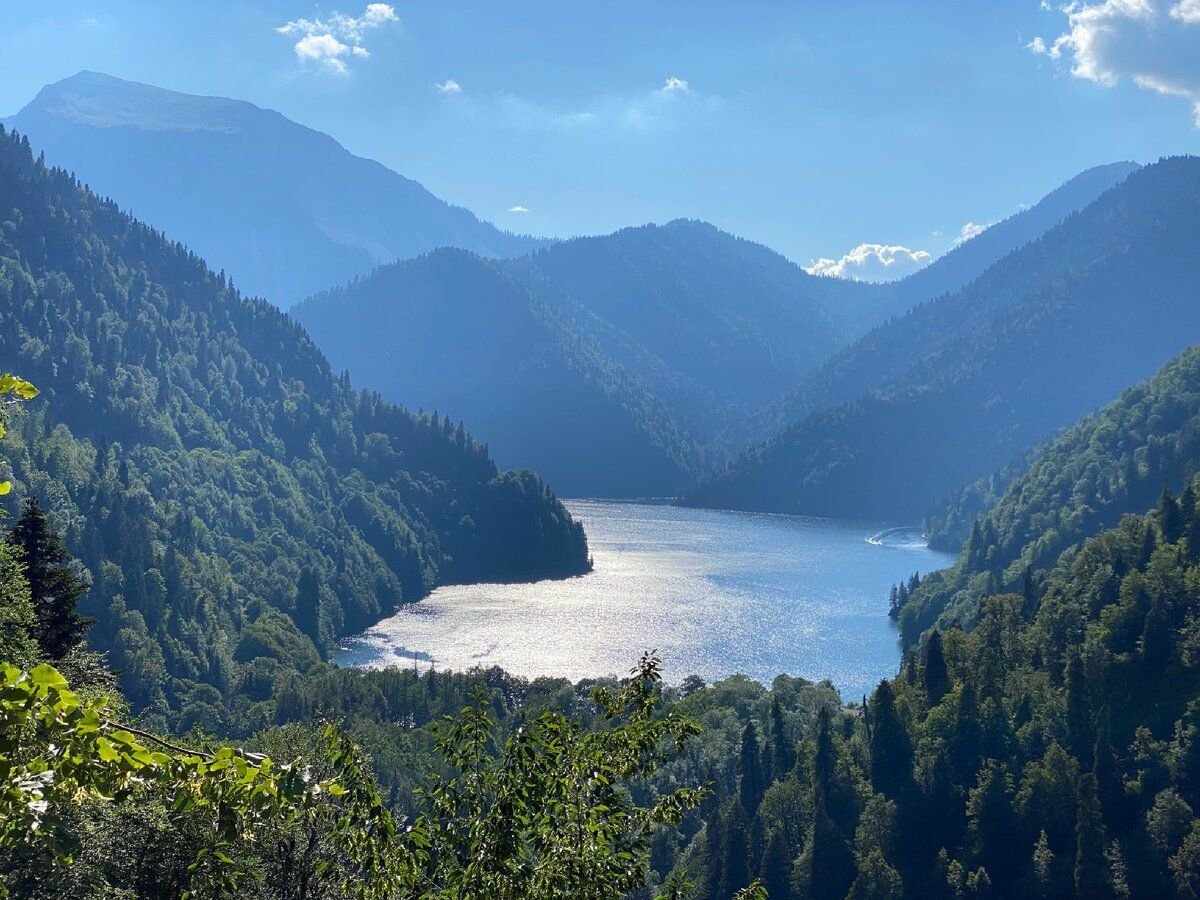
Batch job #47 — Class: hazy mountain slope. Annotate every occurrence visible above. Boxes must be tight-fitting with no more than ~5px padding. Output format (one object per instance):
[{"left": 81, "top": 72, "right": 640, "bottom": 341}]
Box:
[
  {"left": 295, "top": 219, "right": 884, "bottom": 496},
  {"left": 508, "top": 220, "right": 874, "bottom": 411},
  {"left": 294, "top": 249, "right": 705, "bottom": 497},
  {"left": 5, "top": 71, "right": 542, "bottom": 307},
  {"left": 887, "top": 160, "right": 1140, "bottom": 307},
  {"left": 896, "top": 337, "right": 1200, "bottom": 647},
  {"left": 684, "top": 156, "right": 1200, "bottom": 520},
  {"left": 753, "top": 162, "right": 1143, "bottom": 439},
  {"left": 0, "top": 126, "right": 587, "bottom": 714}
]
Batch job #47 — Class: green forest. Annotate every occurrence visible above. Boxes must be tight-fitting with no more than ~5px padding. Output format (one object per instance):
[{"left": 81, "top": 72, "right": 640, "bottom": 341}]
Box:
[{"left": 0, "top": 126, "right": 588, "bottom": 729}]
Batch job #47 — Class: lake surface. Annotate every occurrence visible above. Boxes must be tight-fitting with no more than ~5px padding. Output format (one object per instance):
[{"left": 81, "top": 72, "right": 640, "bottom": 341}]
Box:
[{"left": 335, "top": 500, "right": 957, "bottom": 699}]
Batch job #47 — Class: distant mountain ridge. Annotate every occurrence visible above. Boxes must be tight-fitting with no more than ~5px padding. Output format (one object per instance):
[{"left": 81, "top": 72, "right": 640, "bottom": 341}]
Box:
[
  {"left": 5, "top": 71, "right": 545, "bottom": 306},
  {"left": 744, "top": 161, "right": 1142, "bottom": 443},
  {"left": 295, "top": 161, "right": 1149, "bottom": 499},
  {"left": 685, "top": 156, "right": 1200, "bottom": 519},
  {"left": 294, "top": 219, "right": 868, "bottom": 496}
]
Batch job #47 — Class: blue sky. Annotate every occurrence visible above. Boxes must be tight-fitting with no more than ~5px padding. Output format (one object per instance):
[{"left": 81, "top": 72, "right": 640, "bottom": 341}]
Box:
[{"left": 2, "top": 1, "right": 1198, "bottom": 278}]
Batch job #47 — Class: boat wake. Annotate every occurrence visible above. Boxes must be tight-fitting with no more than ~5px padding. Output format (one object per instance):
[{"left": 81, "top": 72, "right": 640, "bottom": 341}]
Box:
[{"left": 866, "top": 526, "right": 926, "bottom": 548}]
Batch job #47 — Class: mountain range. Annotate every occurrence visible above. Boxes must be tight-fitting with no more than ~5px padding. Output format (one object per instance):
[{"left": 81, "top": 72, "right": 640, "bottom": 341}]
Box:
[
  {"left": 4, "top": 72, "right": 1164, "bottom": 514},
  {"left": 685, "top": 157, "right": 1198, "bottom": 520},
  {"left": 4, "top": 71, "right": 543, "bottom": 307},
  {"left": 295, "top": 161, "right": 1142, "bottom": 498}
]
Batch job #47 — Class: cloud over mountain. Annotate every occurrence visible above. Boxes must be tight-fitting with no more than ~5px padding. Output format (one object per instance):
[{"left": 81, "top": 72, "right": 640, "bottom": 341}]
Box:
[{"left": 805, "top": 243, "right": 933, "bottom": 282}]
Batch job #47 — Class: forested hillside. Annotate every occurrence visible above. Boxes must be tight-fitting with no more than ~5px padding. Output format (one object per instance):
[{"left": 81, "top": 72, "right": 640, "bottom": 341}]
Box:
[
  {"left": 5, "top": 72, "right": 543, "bottom": 306},
  {"left": 763, "top": 162, "right": 1141, "bottom": 433},
  {"left": 296, "top": 220, "right": 872, "bottom": 496},
  {"left": 878, "top": 161, "right": 1139, "bottom": 312},
  {"left": 0, "top": 125, "right": 588, "bottom": 723},
  {"left": 671, "top": 488, "right": 1200, "bottom": 898},
  {"left": 895, "top": 338, "right": 1200, "bottom": 648},
  {"left": 294, "top": 248, "right": 707, "bottom": 496},
  {"left": 685, "top": 156, "right": 1200, "bottom": 520}
]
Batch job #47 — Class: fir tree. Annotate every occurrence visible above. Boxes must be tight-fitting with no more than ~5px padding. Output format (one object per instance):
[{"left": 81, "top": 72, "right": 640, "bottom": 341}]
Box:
[
  {"left": 922, "top": 630, "right": 951, "bottom": 706},
  {"left": 1065, "top": 653, "right": 1094, "bottom": 768},
  {"left": 794, "top": 791, "right": 856, "bottom": 900},
  {"left": 1075, "top": 773, "right": 1109, "bottom": 898},
  {"left": 7, "top": 497, "right": 90, "bottom": 659},
  {"left": 770, "top": 696, "right": 795, "bottom": 776},
  {"left": 294, "top": 567, "right": 323, "bottom": 650},
  {"left": 1159, "top": 483, "right": 1184, "bottom": 544},
  {"left": 869, "top": 680, "right": 913, "bottom": 799},
  {"left": 739, "top": 720, "right": 766, "bottom": 814},
  {"left": 758, "top": 828, "right": 792, "bottom": 900}
]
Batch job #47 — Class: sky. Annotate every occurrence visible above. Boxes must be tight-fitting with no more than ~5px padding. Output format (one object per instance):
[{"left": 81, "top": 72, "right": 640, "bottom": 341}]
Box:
[{"left": 2, "top": 1, "right": 1198, "bottom": 279}]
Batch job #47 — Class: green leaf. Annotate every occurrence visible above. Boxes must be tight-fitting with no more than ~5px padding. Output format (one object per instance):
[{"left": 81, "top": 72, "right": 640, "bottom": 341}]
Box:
[{"left": 29, "top": 665, "right": 69, "bottom": 691}]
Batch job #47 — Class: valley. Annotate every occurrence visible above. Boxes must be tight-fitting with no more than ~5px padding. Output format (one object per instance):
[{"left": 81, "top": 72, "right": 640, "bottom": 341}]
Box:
[{"left": 4, "top": 17, "right": 1200, "bottom": 895}]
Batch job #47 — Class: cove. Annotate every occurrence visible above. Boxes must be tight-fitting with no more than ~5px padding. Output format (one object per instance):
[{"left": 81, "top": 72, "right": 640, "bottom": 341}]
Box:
[{"left": 335, "top": 500, "right": 957, "bottom": 699}]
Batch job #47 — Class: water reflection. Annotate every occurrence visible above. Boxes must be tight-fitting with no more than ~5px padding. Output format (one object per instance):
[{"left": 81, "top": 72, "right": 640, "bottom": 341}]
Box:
[{"left": 336, "top": 500, "right": 956, "bottom": 699}]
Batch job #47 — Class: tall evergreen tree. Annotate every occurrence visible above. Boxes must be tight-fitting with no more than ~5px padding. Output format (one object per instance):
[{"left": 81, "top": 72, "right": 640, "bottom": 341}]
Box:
[
  {"left": 1065, "top": 653, "right": 1094, "bottom": 768},
  {"left": 1160, "top": 483, "right": 1184, "bottom": 544},
  {"left": 770, "top": 696, "right": 795, "bottom": 776},
  {"left": 967, "top": 761, "right": 1018, "bottom": 892},
  {"left": 1074, "top": 773, "right": 1108, "bottom": 899},
  {"left": 794, "top": 791, "right": 856, "bottom": 900},
  {"left": 846, "top": 849, "right": 903, "bottom": 900},
  {"left": 7, "top": 497, "right": 90, "bottom": 659},
  {"left": 922, "top": 630, "right": 951, "bottom": 706},
  {"left": 870, "top": 679, "right": 913, "bottom": 799},
  {"left": 739, "top": 721, "right": 767, "bottom": 814},
  {"left": 758, "top": 828, "right": 792, "bottom": 900},
  {"left": 294, "top": 567, "right": 323, "bottom": 650}
]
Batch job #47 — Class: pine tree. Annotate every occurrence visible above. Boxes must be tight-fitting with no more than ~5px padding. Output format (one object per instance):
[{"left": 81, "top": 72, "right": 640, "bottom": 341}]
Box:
[
  {"left": 1075, "top": 773, "right": 1109, "bottom": 898},
  {"left": 716, "top": 801, "right": 752, "bottom": 899},
  {"left": 966, "top": 761, "right": 1018, "bottom": 892},
  {"left": 846, "top": 849, "right": 903, "bottom": 900},
  {"left": 1020, "top": 566, "right": 1039, "bottom": 619},
  {"left": 923, "top": 631, "right": 951, "bottom": 706},
  {"left": 1140, "top": 596, "right": 1171, "bottom": 674},
  {"left": 770, "top": 696, "right": 795, "bottom": 776},
  {"left": 759, "top": 828, "right": 792, "bottom": 900},
  {"left": 1093, "top": 723, "right": 1124, "bottom": 830},
  {"left": 870, "top": 680, "right": 913, "bottom": 799},
  {"left": 294, "top": 567, "right": 323, "bottom": 649},
  {"left": 1159, "top": 483, "right": 1184, "bottom": 544},
  {"left": 7, "top": 497, "right": 91, "bottom": 659},
  {"left": 794, "top": 791, "right": 856, "bottom": 900},
  {"left": 739, "top": 720, "right": 766, "bottom": 814},
  {"left": 1065, "top": 653, "right": 1094, "bottom": 768}
]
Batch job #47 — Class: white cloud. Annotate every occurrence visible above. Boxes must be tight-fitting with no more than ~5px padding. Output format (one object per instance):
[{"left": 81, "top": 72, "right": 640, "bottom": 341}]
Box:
[
  {"left": 508, "top": 205, "right": 530, "bottom": 213},
  {"left": 805, "top": 244, "right": 933, "bottom": 282},
  {"left": 474, "top": 78, "right": 718, "bottom": 135},
  {"left": 277, "top": 3, "right": 398, "bottom": 75},
  {"left": 436, "top": 79, "right": 462, "bottom": 94},
  {"left": 955, "top": 221, "right": 989, "bottom": 245},
  {"left": 1028, "top": 0, "right": 1200, "bottom": 124}
]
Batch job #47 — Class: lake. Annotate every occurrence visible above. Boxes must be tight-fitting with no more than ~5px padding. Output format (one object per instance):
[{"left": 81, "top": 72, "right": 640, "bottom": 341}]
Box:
[{"left": 335, "top": 500, "right": 957, "bottom": 699}]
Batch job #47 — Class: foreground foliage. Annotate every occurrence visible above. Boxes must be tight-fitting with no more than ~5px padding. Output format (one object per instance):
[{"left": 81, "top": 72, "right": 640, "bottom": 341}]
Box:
[{"left": 0, "top": 651, "right": 707, "bottom": 899}]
